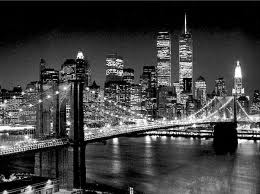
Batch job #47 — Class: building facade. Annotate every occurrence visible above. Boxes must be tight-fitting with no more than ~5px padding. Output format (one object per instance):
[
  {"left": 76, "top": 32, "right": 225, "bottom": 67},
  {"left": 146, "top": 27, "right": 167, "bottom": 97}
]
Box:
[
  {"left": 105, "top": 54, "right": 124, "bottom": 82},
  {"left": 232, "top": 60, "right": 244, "bottom": 97},
  {"left": 140, "top": 66, "right": 157, "bottom": 118},
  {"left": 157, "top": 32, "right": 171, "bottom": 87},
  {"left": 194, "top": 76, "right": 207, "bottom": 108},
  {"left": 214, "top": 77, "right": 227, "bottom": 97},
  {"left": 251, "top": 90, "right": 260, "bottom": 114},
  {"left": 179, "top": 13, "right": 193, "bottom": 104},
  {"left": 123, "top": 68, "right": 134, "bottom": 85}
]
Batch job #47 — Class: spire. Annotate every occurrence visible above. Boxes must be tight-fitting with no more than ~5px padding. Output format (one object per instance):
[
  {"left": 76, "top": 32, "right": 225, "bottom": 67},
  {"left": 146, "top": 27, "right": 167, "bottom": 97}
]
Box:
[
  {"left": 184, "top": 12, "right": 187, "bottom": 34},
  {"left": 234, "top": 60, "right": 242, "bottom": 78}
]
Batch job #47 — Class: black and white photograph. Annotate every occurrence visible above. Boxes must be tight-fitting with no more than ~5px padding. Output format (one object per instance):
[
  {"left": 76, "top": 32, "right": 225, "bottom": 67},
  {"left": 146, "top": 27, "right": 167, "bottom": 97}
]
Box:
[{"left": 0, "top": 1, "right": 260, "bottom": 193}]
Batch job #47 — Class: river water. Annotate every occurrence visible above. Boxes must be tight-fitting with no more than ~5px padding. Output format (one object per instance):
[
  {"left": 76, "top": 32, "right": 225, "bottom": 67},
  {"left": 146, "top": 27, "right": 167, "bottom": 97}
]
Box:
[
  {"left": 85, "top": 136, "right": 260, "bottom": 194},
  {"left": 1, "top": 136, "right": 260, "bottom": 194}
]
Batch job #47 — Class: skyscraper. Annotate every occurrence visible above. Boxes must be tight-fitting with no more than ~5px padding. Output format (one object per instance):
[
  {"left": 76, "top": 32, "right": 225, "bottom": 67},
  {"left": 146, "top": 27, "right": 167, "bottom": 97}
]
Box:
[
  {"left": 105, "top": 54, "right": 124, "bottom": 82},
  {"left": 232, "top": 60, "right": 244, "bottom": 97},
  {"left": 179, "top": 13, "right": 193, "bottom": 103},
  {"left": 251, "top": 90, "right": 260, "bottom": 114},
  {"left": 195, "top": 76, "right": 207, "bottom": 107},
  {"left": 214, "top": 77, "right": 227, "bottom": 97},
  {"left": 140, "top": 66, "right": 157, "bottom": 117},
  {"left": 157, "top": 32, "right": 171, "bottom": 86},
  {"left": 123, "top": 68, "right": 134, "bottom": 84},
  {"left": 76, "top": 50, "right": 91, "bottom": 87}
]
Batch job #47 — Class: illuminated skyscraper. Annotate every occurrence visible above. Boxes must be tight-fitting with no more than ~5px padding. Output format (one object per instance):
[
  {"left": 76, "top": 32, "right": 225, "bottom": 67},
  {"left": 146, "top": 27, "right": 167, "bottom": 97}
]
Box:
[
  {"left": 140, "top": 66, "right": 157, "bottom": 117},
  {"left": 157, "top": 32, "right": 171, "bottom": 86},
  {"left": 76, "top": 50, "right": 91, "bottom": 87},
  {"left": 123, "top": 68, "right": 134, "bottom": 84},
  {"left": 179, "top": 13, "right": 193, "bottom": 102},
  {"left": 195, "top": 76, "right": 207, "bottom": 106},
  {"left": 214, "top": 77, "right": 227, "bottom": 97},
  {"left": 232, "top": 60, "right": 244, "bottom": 97},
  {"left": 251, "top": 90, "right": 260, "bottom": 114},
  {"left": 105, "top": 54, "right": 124, "bottom": 82}
]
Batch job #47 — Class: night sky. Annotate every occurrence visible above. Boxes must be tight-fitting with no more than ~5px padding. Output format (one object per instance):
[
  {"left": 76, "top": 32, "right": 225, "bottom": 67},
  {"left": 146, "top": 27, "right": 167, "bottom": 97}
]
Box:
[{"left": 0, "top": 1, "right": 260, "bottom": 97}]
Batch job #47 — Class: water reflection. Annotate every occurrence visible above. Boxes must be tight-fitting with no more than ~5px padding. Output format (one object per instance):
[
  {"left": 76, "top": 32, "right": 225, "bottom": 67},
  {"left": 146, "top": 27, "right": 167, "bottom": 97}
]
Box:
[
  {"left": 1, "top": 136, "right": 260, "bottom": 194},
  {"left": 112, "top": 138, "right": 121, "bottom": 174}
]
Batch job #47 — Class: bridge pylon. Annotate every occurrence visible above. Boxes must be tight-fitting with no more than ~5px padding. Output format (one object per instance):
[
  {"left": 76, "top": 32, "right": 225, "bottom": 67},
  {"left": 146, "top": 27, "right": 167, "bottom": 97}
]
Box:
[
  {"left": 69, "top": 80, "right": 85, "bottom": 144},
  {"left": 213, "top": 96, "right": 238, "bottom": 154}
]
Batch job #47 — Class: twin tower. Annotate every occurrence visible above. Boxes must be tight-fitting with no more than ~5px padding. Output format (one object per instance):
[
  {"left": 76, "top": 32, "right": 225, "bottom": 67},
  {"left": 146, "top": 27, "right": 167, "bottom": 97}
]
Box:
[{"left": 157, "top": 13, "right": 193, "bottom": 106}]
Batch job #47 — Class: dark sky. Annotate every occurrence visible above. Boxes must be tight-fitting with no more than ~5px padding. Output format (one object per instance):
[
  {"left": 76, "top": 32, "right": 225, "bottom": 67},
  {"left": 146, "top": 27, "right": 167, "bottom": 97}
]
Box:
[{"left": 0, "top": 1, "right": 260, "bottom": 97}]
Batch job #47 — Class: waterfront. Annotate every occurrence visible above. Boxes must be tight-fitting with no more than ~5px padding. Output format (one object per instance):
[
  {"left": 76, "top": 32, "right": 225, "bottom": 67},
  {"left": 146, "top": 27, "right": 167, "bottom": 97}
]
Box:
[{"left": 1, "top": 136, "right": 260, "bottom": 193}]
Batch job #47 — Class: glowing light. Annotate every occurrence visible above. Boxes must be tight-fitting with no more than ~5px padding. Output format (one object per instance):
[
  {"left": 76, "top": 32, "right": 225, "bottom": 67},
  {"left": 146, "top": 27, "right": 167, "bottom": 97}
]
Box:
[
  {"left": 235, "top": 60, "right": 242, "bottom": 78},
  {"left": 63, "top": 86, "right": 67, "bottom": 91},
  {"left": 113, "top": 138, "right": 118, "bottom": 145},
  {"left": 76, "top": 50, "right": 84, "bottom": 59},
  {"left": 47, "top": 95, "right": 51, "bottom": 99},
  {"left": 3, "top": 190, "right": 8, "bottom": 194},
  {"left": 4, "top": 100, "right": 7, "bottom": 103},
  {"left": 66, "top": 121, "right": 71, "bottom": 126},
  {"left": 19, "top": 109, "right": 23, "bottom": 112},
  {"left": 12, "top": 96, "right": 16, "bottom": 99},
  {"left": 55, "top": 91, "right": 59, "bottom": 94},
  {"left": 38, "top": 99, "right": 42, "bottom": 103},
  {"left": 21, "top": 91, "right": 25, "bottom": 95},
  {"left": 25, "top": 185, "right": 32, "bottom": 191},
  {"left": 24, "top": 135, "right": 30, "bottom": 140},
  {"left": 29, "top": 104, "right": 33, "bottom": 107},
  {"left": 47, "top": 179, "right": 52, "bottom": 185}
]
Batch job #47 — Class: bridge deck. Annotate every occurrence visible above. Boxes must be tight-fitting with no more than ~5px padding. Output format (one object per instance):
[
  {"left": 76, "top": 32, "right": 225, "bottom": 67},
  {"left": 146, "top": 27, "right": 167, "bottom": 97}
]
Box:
[{"left": 0, "top": 121, "right": 259, "bottom": 156}]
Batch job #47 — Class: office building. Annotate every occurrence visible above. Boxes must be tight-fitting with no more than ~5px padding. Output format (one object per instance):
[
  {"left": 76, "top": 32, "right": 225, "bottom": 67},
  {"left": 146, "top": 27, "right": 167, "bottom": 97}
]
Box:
[
  {"left": 232, "top": 60, "right": 244, "bottom": 97},
  {"left": 195, "top": 76, "right": 207, "bottom": 107},
  {"left": 157, "top": 32, "right": 171, "bottom": 86},
  {"left": 105, "top": 54, "right": 124, "bottom": 82},
  {"left": 123, "top": 68, "right": 134, "bottom": 85},
  {"left": 179, "top": 13, "right": 193, "bottom": 101},
  {"left": 214, "top": 77, "right": 227, "bottom": 97}
]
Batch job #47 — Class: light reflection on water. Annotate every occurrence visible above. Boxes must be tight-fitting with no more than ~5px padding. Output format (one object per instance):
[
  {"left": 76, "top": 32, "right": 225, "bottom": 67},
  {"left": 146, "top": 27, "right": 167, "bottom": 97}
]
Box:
[
  {"left": 85, "top": 136, "right": 260, "bottom": 194},
  {"left": 112, "top": 138, "right": 121, "bottom": 175},
  {"left": 1, "top": 135, "right": 260, "bottom": 194}
]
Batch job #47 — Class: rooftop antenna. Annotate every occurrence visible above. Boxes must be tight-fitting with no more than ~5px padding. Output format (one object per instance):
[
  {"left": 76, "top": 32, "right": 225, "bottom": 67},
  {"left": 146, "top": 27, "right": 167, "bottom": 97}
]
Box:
[{"left": 184, "top": 12, "right": 187, "bottom": 34}]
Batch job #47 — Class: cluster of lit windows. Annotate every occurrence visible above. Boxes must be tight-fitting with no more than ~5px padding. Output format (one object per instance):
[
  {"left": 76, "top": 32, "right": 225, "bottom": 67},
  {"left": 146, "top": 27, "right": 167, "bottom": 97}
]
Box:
[
  {"left": 233, "top": 77, "right": 244, "bottom": 96},
  {"left": 179, "top": 33, "right": 193, "bottom": 96},
  {"left": 215, "top": 78, "right": 227, "bottom": 96},
  {"left": 106, "top": 55, "right": 124, "bottom": 82},
  {"left": 157, "top": 48, "right": 171, "bottom": 59},
  {"left": 195, "top": 80, "right": 207, "bottom": 106},
  {"left": 157, "top": 32, "right": 171, "bottom": 87},
  {"left": 106, "top": 69, "right": 123, "bottom": 76}
]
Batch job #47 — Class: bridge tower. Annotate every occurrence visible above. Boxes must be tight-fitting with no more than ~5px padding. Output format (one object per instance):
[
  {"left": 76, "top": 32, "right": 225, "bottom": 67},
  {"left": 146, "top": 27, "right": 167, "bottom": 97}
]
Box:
[
  {"left": 60, "top": 51, "right": 87, "bottom": 190},
  {"left": 213, "top": 93, "right": 238, "bottom": 154}
]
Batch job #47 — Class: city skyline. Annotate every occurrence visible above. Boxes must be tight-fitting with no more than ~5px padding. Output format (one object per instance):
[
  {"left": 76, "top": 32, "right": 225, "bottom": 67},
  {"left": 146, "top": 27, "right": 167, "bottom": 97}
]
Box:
[
  {"left": 0, "top": 2, "right": 260, "bottom": 97},
  {"left": 1, "top": 2, "right": 260, "bottom": 194}
]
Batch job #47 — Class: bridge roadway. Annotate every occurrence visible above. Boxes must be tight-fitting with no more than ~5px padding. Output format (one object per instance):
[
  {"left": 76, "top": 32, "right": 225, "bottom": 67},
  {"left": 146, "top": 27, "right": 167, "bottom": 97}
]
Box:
[{"left": 0, "top": 119, "right": 259, "bottom": 156}]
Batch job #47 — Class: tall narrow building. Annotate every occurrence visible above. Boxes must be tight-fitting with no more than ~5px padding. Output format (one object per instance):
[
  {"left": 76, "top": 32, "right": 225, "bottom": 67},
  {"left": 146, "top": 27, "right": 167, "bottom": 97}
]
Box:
[
  {"left": 194, "top": 76, "right": 207, "bottom": 107},
  {"left": 232, "top": 60, "right": 244, "bottom": 97},
  {"left": 179, "top": 13, "right": 193, "bottom": 104},
  {"left": 105, "top": 54, "right": 124, "bottom": 83},
  {"left": 214, "top": 77, "right": 227, "bottom": 97},
  {"left": 76, "top": 50, "right": 91, "bottom": 87},
  {"left": 157, "top": 32, "right": 171, "bottom": 86}
]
